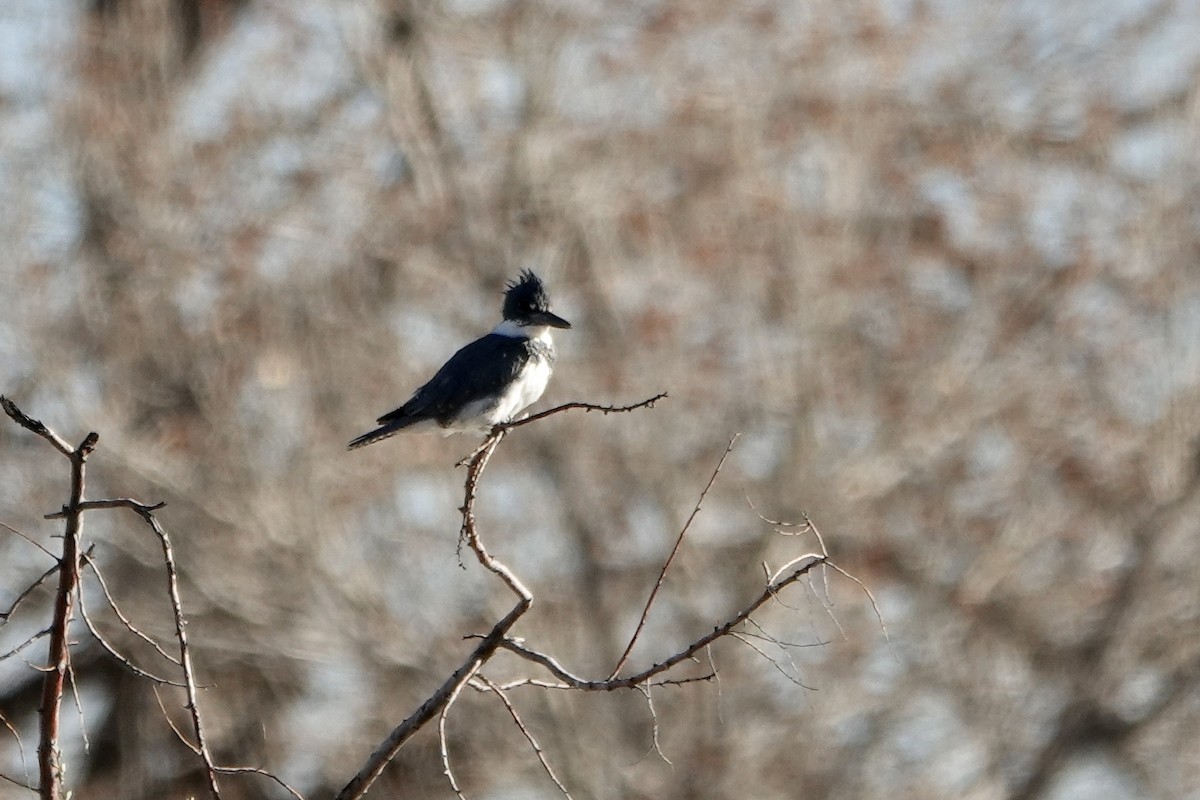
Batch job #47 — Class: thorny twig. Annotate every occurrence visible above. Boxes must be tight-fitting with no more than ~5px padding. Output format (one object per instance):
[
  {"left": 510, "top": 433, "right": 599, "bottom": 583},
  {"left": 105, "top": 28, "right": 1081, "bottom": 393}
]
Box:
[{"left": 501, "top": 393, "right": 668, "bottom": 432}]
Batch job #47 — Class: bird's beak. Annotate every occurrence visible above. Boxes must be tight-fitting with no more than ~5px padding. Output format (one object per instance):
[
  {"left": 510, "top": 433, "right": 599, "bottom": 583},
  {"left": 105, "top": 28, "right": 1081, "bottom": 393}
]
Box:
[{"left": 531, "top": 310, "right": 572, "bottom": 329}]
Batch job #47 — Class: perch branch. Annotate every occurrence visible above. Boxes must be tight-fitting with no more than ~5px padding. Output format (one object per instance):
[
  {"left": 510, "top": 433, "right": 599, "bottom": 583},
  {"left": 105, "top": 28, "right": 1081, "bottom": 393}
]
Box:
[{"left": 499, "top": 392, "right": 668, "bottom": 432}]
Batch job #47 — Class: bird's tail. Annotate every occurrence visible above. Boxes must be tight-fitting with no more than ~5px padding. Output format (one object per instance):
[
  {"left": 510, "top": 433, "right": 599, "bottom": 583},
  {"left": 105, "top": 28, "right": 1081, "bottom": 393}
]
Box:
[{"left": 347, "top": 421, "right": 408, "bottom": 450}]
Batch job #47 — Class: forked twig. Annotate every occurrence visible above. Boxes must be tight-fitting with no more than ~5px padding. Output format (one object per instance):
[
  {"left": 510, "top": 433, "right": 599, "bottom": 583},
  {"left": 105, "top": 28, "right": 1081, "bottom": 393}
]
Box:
[
  {"left": 498, "top": 554, "right": 829, "bottom": 691},
  {"left": 80, "top": 550, "right": 183, "bottom": 666},
  {"left": 472, "top": 676, "right": 573, "bottom": 800},
  {"left": 610, "top": 435, "right": 739, "bottom": 679},
  {"left": 153, "top": 690, "right": 305, "bottom": 800}
]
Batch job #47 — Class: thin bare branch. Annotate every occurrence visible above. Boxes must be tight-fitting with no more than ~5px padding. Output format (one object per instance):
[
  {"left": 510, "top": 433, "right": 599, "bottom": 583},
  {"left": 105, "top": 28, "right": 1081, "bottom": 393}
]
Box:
[
  {"left": 43, "top": 499, "right": 166, "bottom": 520},
  {"left": 136, "top": 504, "right": 221, "bottom": 800},
  {"left": 501, "top": 554, "right": 828, "bottom": 690},
  {"left": 473, "top": 676, "right": 574, "bottom": 800},
  {"left": 740, "top": 617, "right": 828, "bottom": 649},
  {"left": 80, "top": 550, "right": 182, "bottom": 667},
  {"left": 638, "top": 684, "right": 671, "bottom": 765},
  {"left": 728, "top": 632, "right": 814, "bottom": 690},
  {"left": 825, "top": 561, "right": 893, "bottom": 653},
  {"left": 0, "top": 396, "right": 75, "bottom": 457},
  {"left": 153, "top": 687, "right": 202, "bottom": 755},
  {"left": 0, "top": 521, "right": 56, "bottom": 560},
  {"left": 86, "top": 499, "right": 220, "bottom": 798},
  {"left": 499, "top": 392, "right": 668, "bottom": 432},
  {"left": 610, "top": 435, "right": 739, "bottom": 679},
  {"left": 1, "top": 564, "right": 58, "bottom": 624},
  {"left": 77, "top": 581, "right": 186, "bottom": 687},
  {"left": 211, "top": 767, "right": 306, "bottom": 800},
  {"left": 0, "top": 770, "right": 37, "bottom": 793},
  {"left": 65, "top": 650, "right": 91, "bottom": 753},
  {"left": 438, "top": 670, "right": 474, "bottom": 800},
  {"left": 649, "top": 673, "right": 716, "bottom": 688},
  {"left": 0, "top": 630, "right": 51, "bottom": 662},
  {"left": 0, "top": 709, "right": 31, "bottom": 787},
  {"left": 154, "top": 690, "right": 305, "bottom": 800}
]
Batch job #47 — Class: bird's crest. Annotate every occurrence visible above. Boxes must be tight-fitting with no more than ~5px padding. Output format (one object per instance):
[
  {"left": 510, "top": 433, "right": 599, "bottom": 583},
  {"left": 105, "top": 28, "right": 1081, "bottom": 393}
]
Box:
[{"left": 503, "top": 269, "right": 552, "bottom": 320}]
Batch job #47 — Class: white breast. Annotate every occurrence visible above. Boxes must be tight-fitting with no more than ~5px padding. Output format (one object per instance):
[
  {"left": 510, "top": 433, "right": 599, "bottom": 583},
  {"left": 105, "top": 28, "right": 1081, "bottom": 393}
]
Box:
[{"left": 445, "top": 325, "right": 556, "bottom": 433}]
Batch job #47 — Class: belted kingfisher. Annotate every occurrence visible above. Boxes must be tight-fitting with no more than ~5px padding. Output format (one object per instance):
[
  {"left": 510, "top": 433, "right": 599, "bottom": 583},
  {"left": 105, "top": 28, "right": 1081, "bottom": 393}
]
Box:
[{"left": 348, "top": 270, "right": 571, "bottom": 449}]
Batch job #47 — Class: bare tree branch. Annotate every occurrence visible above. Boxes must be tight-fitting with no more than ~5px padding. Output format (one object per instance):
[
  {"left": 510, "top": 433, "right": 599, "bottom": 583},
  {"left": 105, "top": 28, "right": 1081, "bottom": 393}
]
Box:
[
  {"left": 0, "top": 770, "right": 37, "bottom": 793},
  {"left": 76, "top": 578, "right": 187, "bottom": 687},
  {"left": 116, "top": 500, "right": 222, "bottom": 800},
  {"left": 0, "top": 629, "right": 50, "bottom": 663},
  {"left": 497, "top": 554, "right": 829, "bottom": 691},
  {"left": 471, "top": 676, "right": 573, "bottom": 800},
  {"left": 499, "top": 392, "right": 668, "bottom": 432},
  {"left": 79, "top": 550, "right": 183, "bottom": 667},
  {"left": 0, "top": 520, "right": 57, "bottom": 560},
  {"left": 336, "top": 429, "right": 531, "bottom": 800},
  {"left": 1, "top": 564, "right": 59, "bottom": 624},
  {"left": 437, "top": 670, "right": 473, "bottom": 800},
  {"left": 211, "top": 766, "right": 306, "bottom": 800},
  {"left": 153, "top": 689, "right": 306, "bottom": 800},
  {"left": 610, "top": 434, "right": 739, "bottom": 679},
  {"left": 0, "top": 396, "right": 75, "bottom": 457},
  {"left": 0, "top": 709, "right": 31, "bottom": 788}
]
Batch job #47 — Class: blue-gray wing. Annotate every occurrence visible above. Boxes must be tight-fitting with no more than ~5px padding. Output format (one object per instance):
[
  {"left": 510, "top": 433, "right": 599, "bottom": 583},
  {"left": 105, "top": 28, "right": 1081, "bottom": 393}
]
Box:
[{"left": 379, "top": 333, "right": 534, "bottom": 425}]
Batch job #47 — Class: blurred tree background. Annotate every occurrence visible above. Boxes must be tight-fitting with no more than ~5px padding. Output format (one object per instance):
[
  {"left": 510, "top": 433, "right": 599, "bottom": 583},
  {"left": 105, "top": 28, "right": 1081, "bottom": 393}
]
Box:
[{"left": 3, "top": 0, "right": 1200, "bottom": 798}]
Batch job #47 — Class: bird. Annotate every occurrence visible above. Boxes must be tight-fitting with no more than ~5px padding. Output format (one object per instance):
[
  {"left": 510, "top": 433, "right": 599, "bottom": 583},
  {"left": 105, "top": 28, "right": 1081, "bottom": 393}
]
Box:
[{"left": 348, "top": 270, "right": 571, "bottom": 449}]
